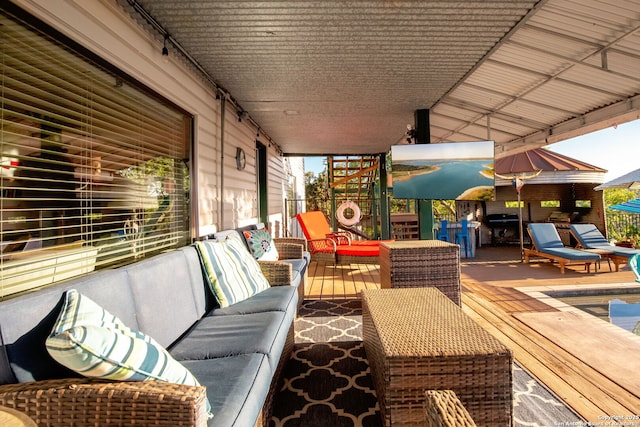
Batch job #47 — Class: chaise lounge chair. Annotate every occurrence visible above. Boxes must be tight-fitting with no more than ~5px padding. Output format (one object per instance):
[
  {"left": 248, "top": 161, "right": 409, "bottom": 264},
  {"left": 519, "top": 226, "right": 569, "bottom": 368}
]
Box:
[
  {"left": 569, "top": 223, "right": 640, "bottom": 271},
  {"left": 524, "top": 223, "right": 600, "bottom": 274},
  {"left": 630, "top": 253, "right": 640, "bottom": 282},
  {"left": 295, "top": 211, "right": 390, "bottom": 264}
]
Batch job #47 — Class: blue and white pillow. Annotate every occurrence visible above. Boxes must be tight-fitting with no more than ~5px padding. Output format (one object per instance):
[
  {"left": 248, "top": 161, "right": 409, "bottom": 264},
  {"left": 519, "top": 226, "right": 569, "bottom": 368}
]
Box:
[
  {"left": 243, "top": 229, "right": 279, "bottom": 261},
  {"left": 195, "top": 238, "right": 270, "bottom": 308},
  {"left": 46, "top": 290, "right": 212, "bottom": 418}
]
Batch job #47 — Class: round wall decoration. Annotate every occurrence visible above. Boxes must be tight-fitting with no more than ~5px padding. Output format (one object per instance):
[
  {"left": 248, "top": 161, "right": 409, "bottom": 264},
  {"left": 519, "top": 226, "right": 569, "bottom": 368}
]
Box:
[{"left": 235, "top": 147, "right": 246, "bottom": 170}]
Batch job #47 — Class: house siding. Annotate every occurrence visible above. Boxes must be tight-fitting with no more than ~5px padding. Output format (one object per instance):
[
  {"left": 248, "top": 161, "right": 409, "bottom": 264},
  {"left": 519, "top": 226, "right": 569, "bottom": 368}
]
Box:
[{"left": 12, "top": 0, "right": 299, "bottom": 236}]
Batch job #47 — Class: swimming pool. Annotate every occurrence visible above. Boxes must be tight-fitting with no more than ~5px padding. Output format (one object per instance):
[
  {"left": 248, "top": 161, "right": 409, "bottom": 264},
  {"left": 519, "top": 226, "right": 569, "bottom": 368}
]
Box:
[{"left": 543, "top": 287, "right": 640, "bottom": 336}]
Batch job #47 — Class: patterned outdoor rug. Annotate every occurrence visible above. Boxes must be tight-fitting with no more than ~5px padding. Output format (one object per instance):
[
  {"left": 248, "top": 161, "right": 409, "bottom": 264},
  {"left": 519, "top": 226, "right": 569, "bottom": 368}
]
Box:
[{"left": 270, "top": 299, "right": 584, "bottom": 427}]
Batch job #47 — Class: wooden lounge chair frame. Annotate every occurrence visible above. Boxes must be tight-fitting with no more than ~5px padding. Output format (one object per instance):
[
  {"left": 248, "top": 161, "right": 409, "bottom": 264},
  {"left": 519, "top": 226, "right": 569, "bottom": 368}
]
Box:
[{"left": 523, "top": 223, "right": 600, "bottom": 274}]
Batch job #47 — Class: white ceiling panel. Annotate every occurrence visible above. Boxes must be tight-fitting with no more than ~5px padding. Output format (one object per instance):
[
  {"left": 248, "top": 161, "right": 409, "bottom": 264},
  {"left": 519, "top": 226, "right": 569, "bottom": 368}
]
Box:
[{"left": 119, "top": 0, "right": 640, "bottom": 157}]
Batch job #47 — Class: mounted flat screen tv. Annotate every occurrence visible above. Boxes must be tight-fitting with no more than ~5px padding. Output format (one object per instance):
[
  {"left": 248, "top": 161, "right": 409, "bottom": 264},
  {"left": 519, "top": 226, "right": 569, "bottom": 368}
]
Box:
[{"left": 391, "top": 141, "right": 495, "bottom": 200}]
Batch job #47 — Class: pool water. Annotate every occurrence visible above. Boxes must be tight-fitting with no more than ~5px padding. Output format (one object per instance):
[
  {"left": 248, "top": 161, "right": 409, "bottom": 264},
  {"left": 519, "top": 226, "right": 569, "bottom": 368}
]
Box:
[{"left": 545, "top": 288, "right": 640, "bottom": 336}]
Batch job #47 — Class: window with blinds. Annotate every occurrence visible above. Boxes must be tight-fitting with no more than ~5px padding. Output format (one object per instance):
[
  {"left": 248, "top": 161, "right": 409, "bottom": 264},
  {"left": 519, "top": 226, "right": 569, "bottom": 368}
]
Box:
[{"left": 1, "top": 7, "right": 191, "bottom": 298}]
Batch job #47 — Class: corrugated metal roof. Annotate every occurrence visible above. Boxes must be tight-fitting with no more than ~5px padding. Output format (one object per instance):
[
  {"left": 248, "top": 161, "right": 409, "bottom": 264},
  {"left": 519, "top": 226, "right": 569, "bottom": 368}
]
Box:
[
  {"left": 119, "top": 0, "right": 640, "bottom": 157},
  {"left": 595, "top": 167, "right": 640, "bottom": 189},
  {"left": 432, "top": 0, "right": 640, "bottom": 158}
]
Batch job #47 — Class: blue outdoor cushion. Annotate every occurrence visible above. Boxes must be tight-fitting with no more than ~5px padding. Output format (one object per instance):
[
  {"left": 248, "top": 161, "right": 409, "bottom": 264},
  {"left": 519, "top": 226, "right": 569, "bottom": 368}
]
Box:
[
  {"left": 169, "top": 311, "right": 291, "bottom": 373},
  {"left": 282, "top": 258, "right": 307, "bottom": 282},
  {"left": 528, "top": 223, "right": 565, "bottom": 249},
  {"left": 541, "top": 247, "right": 600, "bottom": 261},
  {"left": 208, "top": 286, "right": 297, "bottom": 316},
  {"left": 181, "top": 354, "right": 271, "bottom": 427},
  {"left": 46, "top": 290, "right": 212, "bottom": 417}
]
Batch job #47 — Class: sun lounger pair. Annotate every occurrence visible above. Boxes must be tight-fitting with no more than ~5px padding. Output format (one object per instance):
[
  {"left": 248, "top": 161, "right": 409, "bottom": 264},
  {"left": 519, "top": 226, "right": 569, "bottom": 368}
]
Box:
[
  {"left": 569, "top": 223, "right": 640, "bottom": 272},
  {"left": 524, "top": 223, "right": 601, "bottom": 273}
]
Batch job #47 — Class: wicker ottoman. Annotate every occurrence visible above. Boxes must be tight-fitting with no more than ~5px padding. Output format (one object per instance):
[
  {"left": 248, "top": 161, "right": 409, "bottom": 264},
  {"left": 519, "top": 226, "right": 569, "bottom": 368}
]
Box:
[
  {"left": 424, "top": 390, "right": 477, "bottom": 427},
  {"left": 361, "top": 288, "right": 513, "bottom": 427},
  {"left": 380, "top": 240, "right": 461, "bottom": 305}
]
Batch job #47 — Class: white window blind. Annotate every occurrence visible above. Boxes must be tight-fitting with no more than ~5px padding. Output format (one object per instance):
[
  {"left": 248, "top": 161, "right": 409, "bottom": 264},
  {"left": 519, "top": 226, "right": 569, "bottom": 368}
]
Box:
[{"left": 1, "top": 7, "right": 191, "bottom": 298}]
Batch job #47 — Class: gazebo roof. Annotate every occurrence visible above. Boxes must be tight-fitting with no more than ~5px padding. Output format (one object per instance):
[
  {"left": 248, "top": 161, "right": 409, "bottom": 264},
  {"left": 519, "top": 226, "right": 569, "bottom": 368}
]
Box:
[
  {"left": 495, "top": 148, "right": 606, "bottom": 175},
  {"left": 494, "top": 148, "right": 606, "bottom": 186}
]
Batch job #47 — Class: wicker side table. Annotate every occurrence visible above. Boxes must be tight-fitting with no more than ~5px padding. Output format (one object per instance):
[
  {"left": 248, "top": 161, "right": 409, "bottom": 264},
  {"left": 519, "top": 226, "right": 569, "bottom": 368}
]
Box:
[
  {"left": 380, "top": 240, "right": 461, "bottom": 306},
  {"left": 362, "top": 288, "right": 513, "bottom": 427}
]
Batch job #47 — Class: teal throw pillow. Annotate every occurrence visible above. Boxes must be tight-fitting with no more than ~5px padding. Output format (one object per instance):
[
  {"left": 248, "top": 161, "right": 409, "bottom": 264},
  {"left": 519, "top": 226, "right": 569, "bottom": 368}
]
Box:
[
  {"left": 194, "top": 238, "right": 270, "bottom": 308},
  {"left": 45, "top": 289, "right": 212, "bottom": 419},
  {"left": 243, "top": 229, "right": 279, "bottom": 261}
]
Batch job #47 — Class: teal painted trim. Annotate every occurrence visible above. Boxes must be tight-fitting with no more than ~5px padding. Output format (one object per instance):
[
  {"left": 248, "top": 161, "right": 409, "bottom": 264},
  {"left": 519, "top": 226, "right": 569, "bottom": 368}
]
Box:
[
  {"left": 256, "top": 142, "right": 268, "bottom": 225},
  {"left": 378, "top": 153, "right": 390, "bottom": 240},
  {"left": 418, "top": 200, "right": 434, "bottom": 239}
]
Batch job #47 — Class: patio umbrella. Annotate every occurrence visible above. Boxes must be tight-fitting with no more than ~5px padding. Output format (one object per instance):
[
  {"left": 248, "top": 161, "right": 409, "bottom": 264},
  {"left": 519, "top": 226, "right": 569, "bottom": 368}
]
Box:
[
  {"left": 594, "top": 167, "right": 640, "bottom": 190},
  {"left": 609, "top": 198, "right": 640, "bottom": 214}
]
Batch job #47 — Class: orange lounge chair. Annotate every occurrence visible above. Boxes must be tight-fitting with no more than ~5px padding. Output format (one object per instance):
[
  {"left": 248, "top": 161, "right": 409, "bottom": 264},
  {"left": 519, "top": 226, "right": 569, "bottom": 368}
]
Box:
[{"left": 295, "top": 211, "right": 390, "bottom": 264}]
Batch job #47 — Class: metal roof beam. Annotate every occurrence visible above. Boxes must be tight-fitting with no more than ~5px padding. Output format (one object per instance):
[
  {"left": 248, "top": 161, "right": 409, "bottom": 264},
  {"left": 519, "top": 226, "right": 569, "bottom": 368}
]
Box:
[{"left": 499, "top": 94, "right": 640, "bottom": 156}]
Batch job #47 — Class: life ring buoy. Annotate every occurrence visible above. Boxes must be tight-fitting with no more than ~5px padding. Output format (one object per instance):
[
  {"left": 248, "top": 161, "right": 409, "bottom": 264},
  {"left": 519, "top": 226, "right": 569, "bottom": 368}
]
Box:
[{"left": 336, "top": 201, "right": 361, "bottom": 226}]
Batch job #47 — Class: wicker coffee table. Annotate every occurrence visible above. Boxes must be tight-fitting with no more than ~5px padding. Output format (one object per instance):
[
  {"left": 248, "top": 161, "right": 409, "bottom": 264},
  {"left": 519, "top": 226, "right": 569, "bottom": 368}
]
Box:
[
  {"left": 380, "top": 240, "right": 461, "bottom": 305},
  {"left": 362, "top": 288, "right": 513, "bottom": 427}
]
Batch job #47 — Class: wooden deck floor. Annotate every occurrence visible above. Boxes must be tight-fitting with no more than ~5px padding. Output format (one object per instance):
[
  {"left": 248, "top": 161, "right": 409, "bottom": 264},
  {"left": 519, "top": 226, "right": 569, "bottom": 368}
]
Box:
[{"left": 304, "top": 246, "right": 640, "bottom": 422}]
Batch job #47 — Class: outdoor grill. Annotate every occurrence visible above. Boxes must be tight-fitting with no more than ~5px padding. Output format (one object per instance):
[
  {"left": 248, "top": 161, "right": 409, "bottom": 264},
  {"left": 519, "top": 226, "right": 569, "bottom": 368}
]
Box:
[{"left": 485, "top": 213, "right": 520, "bottom": 245}]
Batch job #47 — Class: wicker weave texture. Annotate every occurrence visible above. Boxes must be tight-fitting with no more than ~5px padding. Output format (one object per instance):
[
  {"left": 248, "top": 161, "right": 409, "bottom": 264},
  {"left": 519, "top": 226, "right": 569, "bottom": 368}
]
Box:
[
  {"left": 380, "top": 241, "right": 461, "bottom": 306},
  {"left": 261, "top": 324, "right": 295, "bottom": 426},
  {"left": 0, "top": 379, "right": 208, "bottom": 426},
  {"left": 362, "top": 288, "right": 513, "bottom": 427},
  {"left": 424, "top": 390, "right": 477, "bottom": 427},
  {"left": 310, "top": 251, "right": 337, "bottom": 264},
  {"left": 337, "top": 254, "right": 379, "bottom": 265}
]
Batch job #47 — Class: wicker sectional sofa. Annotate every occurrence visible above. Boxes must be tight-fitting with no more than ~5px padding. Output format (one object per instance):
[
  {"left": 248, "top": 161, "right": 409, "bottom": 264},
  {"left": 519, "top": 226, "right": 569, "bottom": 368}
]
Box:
[{"left": 0, "top": 233, "right": 304, "bottom": 426}]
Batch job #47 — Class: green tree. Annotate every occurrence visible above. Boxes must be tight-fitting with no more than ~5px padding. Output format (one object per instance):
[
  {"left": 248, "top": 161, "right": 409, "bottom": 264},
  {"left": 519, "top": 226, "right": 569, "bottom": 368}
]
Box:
[
  {"left": 604, "top": 188, "right": 640, "bottom": 243},
  {"left": 604, "top": 188, "right": 638, "bottom": 206},
  {"left": 305, "top": 171, "right": 329, "bottom": 212}
]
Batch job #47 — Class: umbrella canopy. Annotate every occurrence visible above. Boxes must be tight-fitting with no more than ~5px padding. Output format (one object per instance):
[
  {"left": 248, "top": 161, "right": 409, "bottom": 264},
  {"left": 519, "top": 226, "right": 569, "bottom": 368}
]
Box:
[
  {"left": 610, "top": 198, "right": 640, "bottom": 214},
  {"left": 594, "top": 168, "right": 640, "bottom": 190}
]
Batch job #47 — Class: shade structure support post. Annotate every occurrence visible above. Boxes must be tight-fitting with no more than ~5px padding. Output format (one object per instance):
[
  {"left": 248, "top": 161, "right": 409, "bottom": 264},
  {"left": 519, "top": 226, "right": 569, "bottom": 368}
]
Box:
[
  {"left": 518, "top": 191, "right": 524, "bottom": 262},
  {"left": 378, "top": 152, "right": 390, "bottom": 240}
]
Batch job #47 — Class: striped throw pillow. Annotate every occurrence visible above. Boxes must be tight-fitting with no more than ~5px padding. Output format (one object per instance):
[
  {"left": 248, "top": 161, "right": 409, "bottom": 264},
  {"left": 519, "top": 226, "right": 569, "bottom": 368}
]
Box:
[
  {"left": 46, "top": 290, "right": 212, "bottom": 418},
  {"left": 195, "top": 238, "right": 270, "bottom": 308}
]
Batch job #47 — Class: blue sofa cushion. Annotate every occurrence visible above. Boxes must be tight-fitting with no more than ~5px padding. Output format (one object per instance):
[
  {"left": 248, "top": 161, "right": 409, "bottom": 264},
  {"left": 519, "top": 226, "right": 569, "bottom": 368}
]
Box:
[
  {"left": 0, "top": 269, "right": 136, "bottom": 384},
  {"left": 282, "top": 258, "right": 307, "bottom": 281},
  {"left": 45, "top": 290, "right": 212, "bottom": 417},
  {"left": 170, "top": 311, "right": 292, "bottom": 373},
  {"left": 208, "top": 285, "right": 297, "bottom": 316},
  {"left": 181, "top": 354, "right": 271, "bottom": 427},
  {"left": 124, "top": 249, "right": 203, "bottom": 347},
  {"left": 195, "top": 239, "right": 270, "bottom": 308}
]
